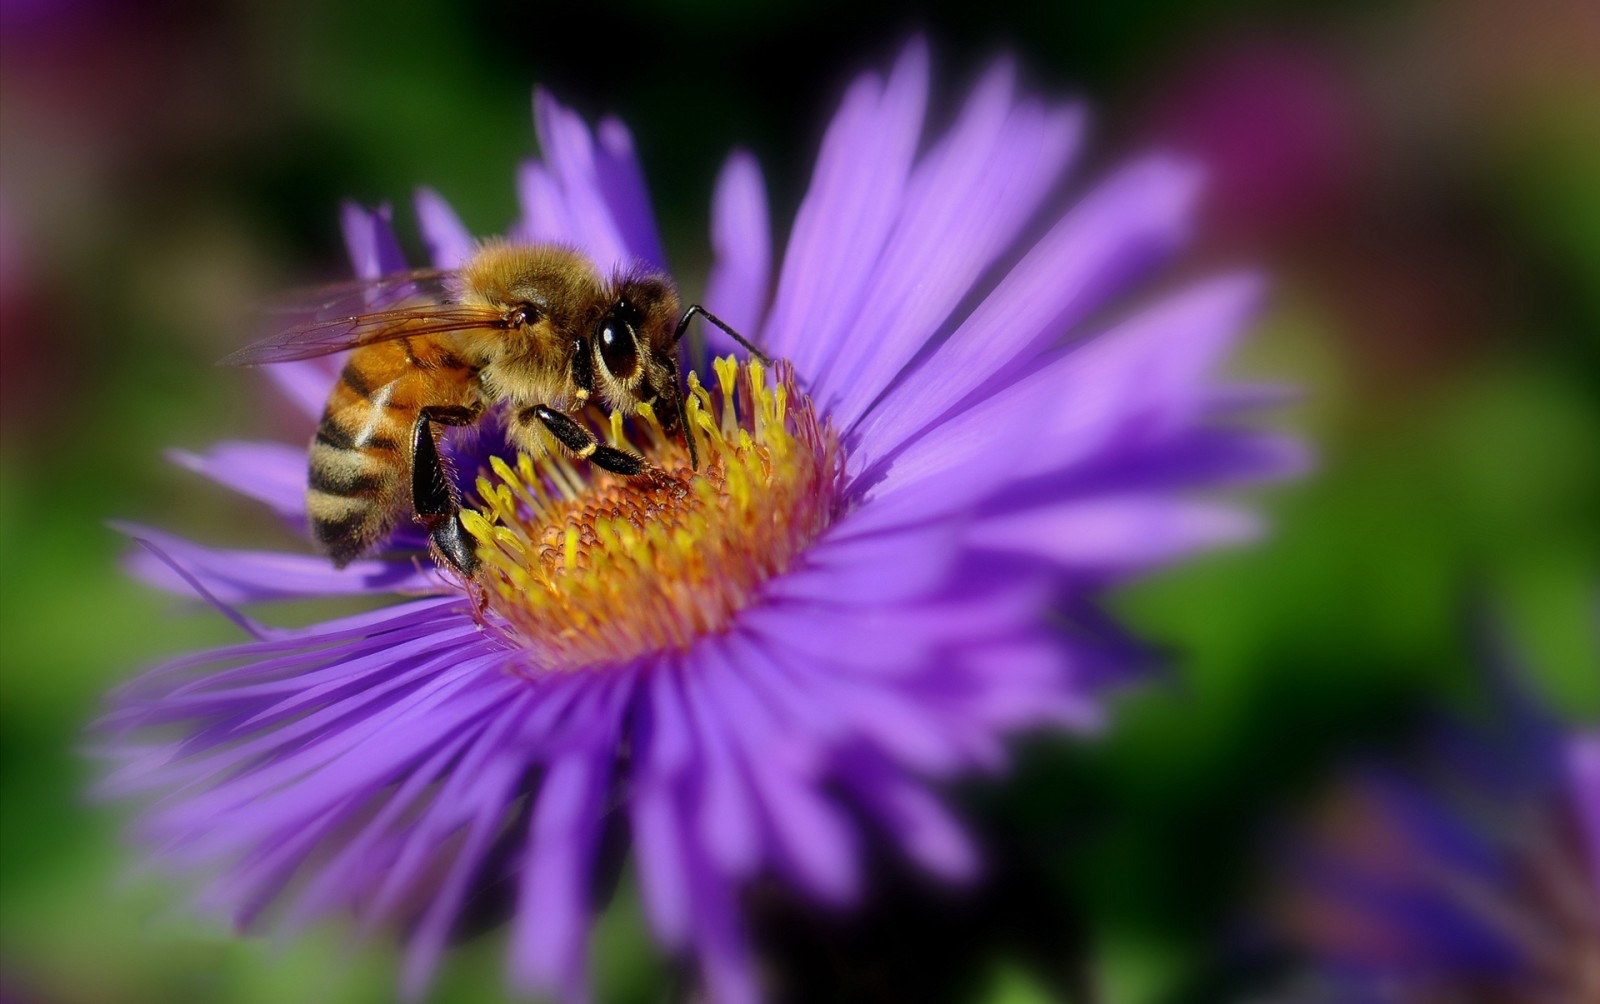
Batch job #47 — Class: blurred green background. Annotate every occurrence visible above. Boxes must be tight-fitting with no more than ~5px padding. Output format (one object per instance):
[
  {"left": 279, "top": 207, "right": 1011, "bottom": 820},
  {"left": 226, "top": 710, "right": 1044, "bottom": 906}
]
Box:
[{"left": 1, "top": 0, "right": 1595, "bottom": 1001}]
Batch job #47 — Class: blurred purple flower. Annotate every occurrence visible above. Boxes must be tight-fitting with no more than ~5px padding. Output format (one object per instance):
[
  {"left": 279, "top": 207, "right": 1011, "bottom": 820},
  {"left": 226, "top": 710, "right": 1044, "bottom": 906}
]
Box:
[
  {"left": 1141, "top": 34, "right": 1368, "bottom": 245},
  {"left": 1269, "top": 662, "right": 1600, "bottom": 1001},
  {"left": 99, "top": 43, "right": 1302, "bottom": 1003}
]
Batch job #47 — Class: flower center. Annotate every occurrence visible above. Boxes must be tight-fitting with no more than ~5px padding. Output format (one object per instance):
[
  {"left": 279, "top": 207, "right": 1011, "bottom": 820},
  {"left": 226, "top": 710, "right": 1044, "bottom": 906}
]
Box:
[{"left": 461, "top": 358, "right": 843, "bottom": 672}]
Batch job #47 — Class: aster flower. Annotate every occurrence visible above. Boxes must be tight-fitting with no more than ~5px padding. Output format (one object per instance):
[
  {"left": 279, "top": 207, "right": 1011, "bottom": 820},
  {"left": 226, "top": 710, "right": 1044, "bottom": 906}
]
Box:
[
  {"left": 100, "top": 43, "right": 1302, "bottom": 1003},
  {"left": 1266, "top": 654, "right": 1600, "bottom": 1002}
]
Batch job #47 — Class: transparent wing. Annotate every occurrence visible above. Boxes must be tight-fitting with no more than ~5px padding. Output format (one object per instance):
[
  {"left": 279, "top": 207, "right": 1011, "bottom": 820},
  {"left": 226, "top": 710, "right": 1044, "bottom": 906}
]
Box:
[
  {"left": 221, "top": 304, "right": 507, "bottom": 366},
  {"left": 250, "top": 268, "right": 458, "bottom": 319}
]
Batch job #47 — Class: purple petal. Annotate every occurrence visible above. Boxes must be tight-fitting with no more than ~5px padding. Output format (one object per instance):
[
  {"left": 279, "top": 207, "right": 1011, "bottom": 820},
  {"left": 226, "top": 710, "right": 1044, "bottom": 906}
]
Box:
[
  {"left": 813, "top": 672, "right": 969, "bottom": 775},
  {"left": 842, "top": 757, "right": 978, "bottom": 880},
  {"left": 743, "top": 750, "right": 858, "bottom": 903},
  {"left": 118, "top": 537, "right": 272, "bottom": 642},
  {"left": 686, "top": 847, "right": 761, "bottom": 1004},
  {"left": 817, "top": 70, "right": 1087, "bottom": 421},
  {"left": 717, "top": 630, "right": 849, "bottom": 769},
  {"left": 517, "top": 160, "right": 574, "bottom": 247},
  {"left": 702, "top": 150, "right": 771, "bottom": 354},
  {"left": 279, "top": 722, "right": 483, "bottom": 930},
  {"left": 956, "top": 638, "right": 1106, "bottom": 733},
  {"left": 595, "top": 116, "right": 667, "bottom": 268},
  {"left": 137, "top": 645, "right": 497, "bottom": 832},
  {"left": 98, "top": 599, "right": 463, "bottom": 720},
  {"left": 680, "top": 653, "right": 763, "bottom": 877},
  {"left": 967, "top": 496, "right": 1262, "bottom": 573},
  {"left": 852, "top": 155, "right": 1203, "bottom": 466},
  {"left": 639, "top": 660, "right": 694, "bottom": 780},
  {"left": 768, "top": 518, "right": 960, "bottom": 606},
  {"left": 764, "top": 41, "right": 930, "bottom": 371},
  {"left": 1016, "top": 273, "right": 1268, "bottom": 470},
  {"left": 511, "top": 752, "right": 609, "bottom": 999},
  {"left": 689, "top": 634, "right": 825, "bottom": 782},
  {"left": 631, "top": 779, "right": 692, "bottom": 948},
  {"left": 1571, "top": 734, "right": 1600, "bottom": 906},
  {"left": 340, "top": 202, "right": 409, "bottom": 282},
  {"left": 400, "top": 758, "right": 522, "bottom": 999},
  {"left": 994, "top": 429, "right": 1310, "bottom": 506},
  {"left": 840, "top": 370, "right": 1067, "bottom": 539},
  {"left": 848, "top": 273, "right": 1267, "bottom": 534},
  {"left": 738, "top": 601, "right": 936, "bottom": 677},
  {"left": 168, "top": 442, "right": 307, "bottom": 521},
  {"left": 414, "top": 187, "right": 475, "bottom": 268},
  {"left": 263, "top": 359, "right": 338, "bottom": 421},
  {"left": 530, "top": 89, "right": 630, "bottom": 272},
  {"left": 117, "top": 522, "right": 432, "bottom": 602}
]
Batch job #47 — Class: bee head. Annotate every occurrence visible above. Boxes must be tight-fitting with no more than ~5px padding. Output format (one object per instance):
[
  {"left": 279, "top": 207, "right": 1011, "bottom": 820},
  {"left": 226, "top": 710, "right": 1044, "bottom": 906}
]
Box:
[
  {"left": 598, "top": 274, "right": 678, "bottom": 377},
  {"left": 600, "top": 271, "right": 695, "bottom": 467}
]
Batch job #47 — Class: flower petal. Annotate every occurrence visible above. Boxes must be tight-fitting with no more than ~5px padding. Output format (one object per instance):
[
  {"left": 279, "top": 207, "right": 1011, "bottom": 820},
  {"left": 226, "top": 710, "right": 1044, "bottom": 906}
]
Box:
[
  {"left": 841, "top": 755, "right": 978, "bottom": 881},
  {"left": 848, "top": 273, "right": 1267, "bottom": 535},
  {"left": 1570, "top": 734, "right": 1600, "bottom": 907},
  {"left": 527, "top": 90, "right": 638, "bottom": 274},
  {"left": 117, "top": 522, "right": 433, "bottom": 602},
  {"left": 763, "top": 40, "right": 930, "bottom": 371},
  {"left": 968, "top": 495, "right": 1264, "bottom": 574},
  {"left": 414, "top": 186, "right": 475, "bottom": 269},
  {"left": 517, "top": 160, "right": 575, "bottom": 247},
  {"left": 851, "top": 155, "right": 1203, "bottom": 466},
  {"left": 168, "top": 442, "right": 307, "bottom": 521},
  {"left": 263, "top": 359, "right": 339, "bottom": 421},
  {"left": 340, "top": 201, "right": 409, "bottom": 282},
  {"left": 511, "top": 751, "right": 610, "bottom": 1000},
  {"left": 595, "top": 116, "right": 667, "bottom": 268},
  {"left": 744, "top": 746, "right": 859, "bottom": 903},
  {"left": 686, "top": 845, "right": 761, "bottom": 1004},
  {"left": 681, "top": 650, "right": 764, "bottom": 878},
  {"left": 768, "top": 518, "right": 961, "bottom": 606},
  {"left": 702, "top": 150, "right": 772, "bottom": 355},
  {"left": 631, "top": 776, "right": 693, "bottom": 949},
  {"left": 818, "top": 73, "right": 1087, "bottom": 422}
]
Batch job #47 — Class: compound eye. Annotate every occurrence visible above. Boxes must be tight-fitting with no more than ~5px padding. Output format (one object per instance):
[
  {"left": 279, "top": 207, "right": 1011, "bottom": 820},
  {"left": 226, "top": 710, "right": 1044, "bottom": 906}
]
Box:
[{"left": 596, "top": 303, "right": 641, "bottom": 380}]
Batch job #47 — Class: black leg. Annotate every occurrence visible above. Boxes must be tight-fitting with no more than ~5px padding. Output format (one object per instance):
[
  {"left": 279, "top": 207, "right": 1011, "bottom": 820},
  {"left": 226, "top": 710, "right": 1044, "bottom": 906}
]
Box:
[
  {"left": 660, "top": 357, "right": 699, "bottom": 471},
  {"left": 411, "top": 404, "right": 481, "bottom": 574},
  {"left": 672, "top": 304, "right": 770, "bottom": 363},
  {"left": 568, "top": 337, "right": 595, "bottom": 404},
  {"left": 519, "top": 405, "right": 659, "bottom": 478}
]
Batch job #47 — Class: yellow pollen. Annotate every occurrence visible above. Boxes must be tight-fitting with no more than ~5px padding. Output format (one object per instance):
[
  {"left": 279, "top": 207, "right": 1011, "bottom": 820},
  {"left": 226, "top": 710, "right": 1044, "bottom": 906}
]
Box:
[{"left": 462, "top": 358, "right": 842, "bottom": 672}]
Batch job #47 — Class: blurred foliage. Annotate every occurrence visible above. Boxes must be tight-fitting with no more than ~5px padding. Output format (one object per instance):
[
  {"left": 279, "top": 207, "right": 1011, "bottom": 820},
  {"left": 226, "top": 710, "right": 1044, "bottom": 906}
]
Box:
[{"left": 1, "top": 0, "right": 1595, "bottom": 1002}]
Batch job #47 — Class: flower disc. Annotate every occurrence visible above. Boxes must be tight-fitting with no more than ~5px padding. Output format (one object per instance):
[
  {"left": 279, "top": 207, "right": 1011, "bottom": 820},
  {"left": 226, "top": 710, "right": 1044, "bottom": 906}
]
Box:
[{"left": 465, "top": 358, "right": 844, "bottom": 671}]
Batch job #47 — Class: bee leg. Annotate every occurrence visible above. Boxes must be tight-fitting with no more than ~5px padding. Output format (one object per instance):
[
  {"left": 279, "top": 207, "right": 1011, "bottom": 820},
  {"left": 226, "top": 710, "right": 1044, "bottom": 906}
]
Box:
[
  {"left": 520, "top": 405, "right": 667, "bottom": 481},
  {"left": 411, "top": 405, "right": 481, "bottom": 574}
]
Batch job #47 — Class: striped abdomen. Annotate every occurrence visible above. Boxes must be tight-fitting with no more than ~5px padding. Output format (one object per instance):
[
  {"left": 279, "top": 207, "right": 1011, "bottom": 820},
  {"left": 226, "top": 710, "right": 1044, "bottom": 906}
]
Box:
[{"left": 307, "top": 338, "right": 478, "bottom": 566}]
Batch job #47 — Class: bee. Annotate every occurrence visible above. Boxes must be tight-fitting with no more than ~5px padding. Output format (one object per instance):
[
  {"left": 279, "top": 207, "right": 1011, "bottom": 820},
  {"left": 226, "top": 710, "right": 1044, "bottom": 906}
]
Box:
[{"left": 224, "top": 242, "right": 763, "bottom": 575}]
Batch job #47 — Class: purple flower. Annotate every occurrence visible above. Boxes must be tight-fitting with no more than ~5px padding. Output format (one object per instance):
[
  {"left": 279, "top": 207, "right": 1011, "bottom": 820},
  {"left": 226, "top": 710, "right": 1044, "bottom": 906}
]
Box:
[
  {"left": 100, "top": 43, "right": 1302, "bottom": 1003},
  {"left": 1267, "top": 665, "right": 1600, "bottom": 1001}
]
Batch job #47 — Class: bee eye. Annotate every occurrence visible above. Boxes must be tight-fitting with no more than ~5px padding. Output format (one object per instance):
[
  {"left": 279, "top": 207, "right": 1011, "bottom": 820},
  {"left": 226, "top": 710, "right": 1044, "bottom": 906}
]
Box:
[{"left": 596, "top": 305, "right": 640, "bottom": 380}]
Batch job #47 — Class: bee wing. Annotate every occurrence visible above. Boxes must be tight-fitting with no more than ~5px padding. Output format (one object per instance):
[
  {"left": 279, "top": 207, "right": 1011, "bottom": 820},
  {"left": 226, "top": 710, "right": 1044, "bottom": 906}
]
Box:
[
  {"left": 250, "top": 268, "right": 459, "bottom": 319},
  {"left": 220, "top": 305, "right": 507, "bottom": 366}
]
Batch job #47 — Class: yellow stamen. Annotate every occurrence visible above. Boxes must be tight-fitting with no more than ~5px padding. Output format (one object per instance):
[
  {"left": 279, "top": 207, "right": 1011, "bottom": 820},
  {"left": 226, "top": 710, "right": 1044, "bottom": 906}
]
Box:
[{"left": 463, "top": 358, "right": 842, "bottom": 672}]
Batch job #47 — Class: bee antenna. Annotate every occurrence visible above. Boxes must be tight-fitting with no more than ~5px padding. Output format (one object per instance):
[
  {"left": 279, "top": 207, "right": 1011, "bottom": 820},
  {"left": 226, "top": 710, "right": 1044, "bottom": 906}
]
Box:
[{"left": 673, "top": 305, "right": 771, "bottom": 364}]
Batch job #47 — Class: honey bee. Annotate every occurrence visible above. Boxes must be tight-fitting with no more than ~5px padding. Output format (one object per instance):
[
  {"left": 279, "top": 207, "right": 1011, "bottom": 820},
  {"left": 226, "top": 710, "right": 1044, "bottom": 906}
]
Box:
[{"left": 224, "top": 242, "right": 763, "bottom": 575}]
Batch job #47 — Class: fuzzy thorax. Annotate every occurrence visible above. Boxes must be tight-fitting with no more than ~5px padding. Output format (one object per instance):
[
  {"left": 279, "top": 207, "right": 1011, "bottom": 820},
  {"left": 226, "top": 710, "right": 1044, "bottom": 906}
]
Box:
[{"left": 462, "top": 358, "right": 843, "bottom": 671}]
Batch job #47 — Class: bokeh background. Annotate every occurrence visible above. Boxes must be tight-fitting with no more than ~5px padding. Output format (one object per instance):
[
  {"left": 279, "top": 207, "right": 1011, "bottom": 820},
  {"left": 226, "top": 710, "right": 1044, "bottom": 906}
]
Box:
[{"left": 1, "top": 0, "right": 1595, "bottom": 1001}]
